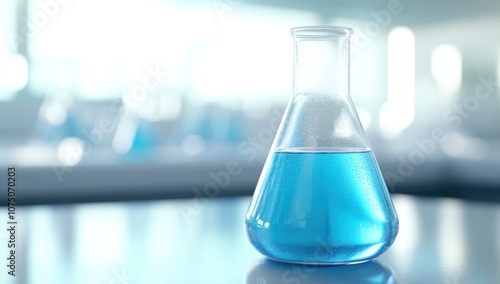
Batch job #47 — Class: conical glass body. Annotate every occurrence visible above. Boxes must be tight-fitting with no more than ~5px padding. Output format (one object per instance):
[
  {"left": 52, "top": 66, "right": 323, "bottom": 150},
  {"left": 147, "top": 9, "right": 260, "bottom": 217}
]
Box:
[{"left": 245, "top": 26, "right": 399, "bottom": 264}]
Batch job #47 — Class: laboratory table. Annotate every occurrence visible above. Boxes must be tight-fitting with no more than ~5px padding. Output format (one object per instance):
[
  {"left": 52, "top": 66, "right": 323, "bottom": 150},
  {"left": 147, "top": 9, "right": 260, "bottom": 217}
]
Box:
[{"left": 1, "top": 194, "right": 499, "bottom": 284}]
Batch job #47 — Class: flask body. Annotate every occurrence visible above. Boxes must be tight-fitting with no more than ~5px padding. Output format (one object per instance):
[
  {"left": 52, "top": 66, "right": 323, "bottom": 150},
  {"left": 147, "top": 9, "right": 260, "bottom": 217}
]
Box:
[{"left": 245, "top": 26, "right": 399, "bottom": 264}]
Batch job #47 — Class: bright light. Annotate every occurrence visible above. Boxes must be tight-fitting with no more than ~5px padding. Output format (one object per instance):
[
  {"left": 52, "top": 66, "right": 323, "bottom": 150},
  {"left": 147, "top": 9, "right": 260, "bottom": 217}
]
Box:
[
  {"left": 74, "top": 204, "right": 127, "bottom": 266},
  {"left": 7, "top": 54, "right": 28, "bottom": 91},
  {"left": 79, "top": 59, "right": 117, "bottom": 100},
  {"left": 147, "top": 203, "right": 179, "bottom": 261},
  {"left": 431, "top": 44, "right": 462, "bottom": 94},
  {"left": 380, "top": 26, "right": 415, "bottom": 139},
  {"left": 28, "top": 208, "right": 63, "bottom": 280},
  {"left": 39, "top": 94, "right": 73, "bottom": 126},
  {"left": 41, "top": 101, "right": 67, "bottom": 126},
  {"left": 112, "top": 117, "right": 138, "bottom": 154},
  {"left": 189, "top": 22, "right": 292, "bottom": 104},
  {"left": 437, "top": 199, "right": 466, "bottom": 278},
  {"left": 57, "top": 137, "right": 85, "bottom": 166},
  {"left": 0, "top": 53, "right": 28, "bottom": 100}
]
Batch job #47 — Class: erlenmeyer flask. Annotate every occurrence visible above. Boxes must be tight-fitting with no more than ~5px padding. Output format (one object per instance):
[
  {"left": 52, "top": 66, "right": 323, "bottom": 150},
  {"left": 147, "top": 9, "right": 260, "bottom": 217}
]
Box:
[{"left": 245, "top": 26, "right": 399, "bottom": 264}]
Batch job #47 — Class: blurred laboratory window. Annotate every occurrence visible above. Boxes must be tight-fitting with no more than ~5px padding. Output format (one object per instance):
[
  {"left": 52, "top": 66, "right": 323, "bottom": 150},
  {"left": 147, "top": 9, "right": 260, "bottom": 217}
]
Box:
[{"left": 0, "top": 0, "right": 500, "bottom": 202}]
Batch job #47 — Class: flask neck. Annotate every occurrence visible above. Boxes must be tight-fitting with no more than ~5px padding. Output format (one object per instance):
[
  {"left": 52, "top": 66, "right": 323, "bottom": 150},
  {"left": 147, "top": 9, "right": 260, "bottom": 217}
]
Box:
[{"left": 292, "top": 29, "right": 350, "bottom": 97}]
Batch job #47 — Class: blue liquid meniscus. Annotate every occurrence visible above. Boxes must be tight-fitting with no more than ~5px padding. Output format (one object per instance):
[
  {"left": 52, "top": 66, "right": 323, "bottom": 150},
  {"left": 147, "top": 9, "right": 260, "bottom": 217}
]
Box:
[{"left": 245, "top": 151, "right": 399, "bottom": 264}]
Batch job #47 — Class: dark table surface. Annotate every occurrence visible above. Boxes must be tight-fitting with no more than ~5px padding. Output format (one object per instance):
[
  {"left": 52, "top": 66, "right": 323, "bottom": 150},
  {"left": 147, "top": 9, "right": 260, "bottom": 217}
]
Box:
[{"left": 1, "top": 193, "right": 499, "bottom": 284}]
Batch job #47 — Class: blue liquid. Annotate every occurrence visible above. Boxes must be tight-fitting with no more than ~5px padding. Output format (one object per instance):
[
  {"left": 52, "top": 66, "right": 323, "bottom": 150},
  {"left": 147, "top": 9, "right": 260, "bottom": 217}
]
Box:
[{"left": 245, "top": 151, "right": 398, "bottom": 264}]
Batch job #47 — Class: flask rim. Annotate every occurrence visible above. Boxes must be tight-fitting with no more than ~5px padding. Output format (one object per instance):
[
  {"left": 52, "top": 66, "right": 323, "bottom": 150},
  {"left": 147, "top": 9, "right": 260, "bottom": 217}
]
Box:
[{"left": 291, "top": 26, "right": 352, "bottom": 38}]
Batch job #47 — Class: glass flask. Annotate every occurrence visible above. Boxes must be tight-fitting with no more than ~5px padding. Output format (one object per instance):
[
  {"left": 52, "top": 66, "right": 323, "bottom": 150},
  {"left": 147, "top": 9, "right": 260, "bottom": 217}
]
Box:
[{"left": 245, "top": 26, "right": 399, "bottom": 264}]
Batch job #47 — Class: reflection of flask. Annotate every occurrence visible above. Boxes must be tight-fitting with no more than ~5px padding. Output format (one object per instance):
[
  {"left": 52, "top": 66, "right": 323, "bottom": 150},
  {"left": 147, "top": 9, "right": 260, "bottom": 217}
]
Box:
[
  {"left": 245, "top": 26, "right": 398, "bottom": 264},
  {"left": 246, "top": 259, "right": 396, "bottom": 284}
]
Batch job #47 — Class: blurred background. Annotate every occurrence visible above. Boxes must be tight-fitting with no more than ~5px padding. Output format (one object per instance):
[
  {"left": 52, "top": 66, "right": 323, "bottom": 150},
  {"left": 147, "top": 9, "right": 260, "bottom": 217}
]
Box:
[{"left": 1, "top": 0, "right": 500, "bottom": 204}]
